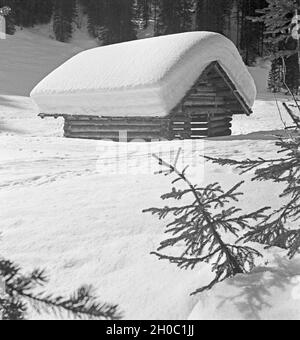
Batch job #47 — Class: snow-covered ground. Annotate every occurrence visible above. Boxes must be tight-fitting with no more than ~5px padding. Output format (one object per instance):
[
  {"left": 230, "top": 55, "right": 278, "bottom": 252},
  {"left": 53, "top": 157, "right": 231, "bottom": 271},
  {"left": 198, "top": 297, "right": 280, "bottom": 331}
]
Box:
[
  {"left": 0, "top": 30, "right": 81, "bottom": 96},
  {"left": 0, "top": 30, "right": 300, "bottom": 320}
]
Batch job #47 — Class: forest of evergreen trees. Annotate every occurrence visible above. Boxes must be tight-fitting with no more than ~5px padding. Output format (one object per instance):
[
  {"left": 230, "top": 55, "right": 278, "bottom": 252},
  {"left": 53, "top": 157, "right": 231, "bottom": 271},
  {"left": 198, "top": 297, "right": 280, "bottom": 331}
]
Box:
[
  {"left": 0, "top": 0, "right": 299, "bottom": 90},
  {"left": 0, "top": 1, "right": 266, "bottom": 58}
]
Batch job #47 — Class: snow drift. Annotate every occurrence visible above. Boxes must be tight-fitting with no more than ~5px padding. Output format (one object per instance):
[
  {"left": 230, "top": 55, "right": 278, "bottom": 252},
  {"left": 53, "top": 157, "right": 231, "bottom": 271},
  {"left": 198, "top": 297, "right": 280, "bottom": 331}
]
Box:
[
  {"left": 30, "top": 32, "right": 257, "bottom": 117},
  {"left": 188, "top": 253, "right": 300, "bottom": 320}
]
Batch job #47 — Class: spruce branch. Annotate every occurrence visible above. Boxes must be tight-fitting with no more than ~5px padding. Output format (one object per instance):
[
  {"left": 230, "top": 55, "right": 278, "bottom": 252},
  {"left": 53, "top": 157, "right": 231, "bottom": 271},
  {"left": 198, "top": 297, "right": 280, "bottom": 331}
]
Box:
[
  {"left": 0, "top": 258, "right": 121, "bottom": 320},
  {"left": 144, "top": 152, "right": 268, "bottom": 295},
  {"left": 206, "top": 137, "right": 300, "bottom": 259},
  {"left": 16, "top": 285, "right": 120, "bottom": 320}
]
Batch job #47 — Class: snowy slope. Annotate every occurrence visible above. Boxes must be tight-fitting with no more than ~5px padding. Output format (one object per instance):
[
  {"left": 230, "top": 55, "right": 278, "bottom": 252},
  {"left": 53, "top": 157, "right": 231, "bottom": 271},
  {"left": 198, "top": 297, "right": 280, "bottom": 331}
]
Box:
[
  {"left": 0, "top": 29, "right": 85, "bottom": 96},
  {"left": 30, "top": 32, "right": 256, "bottom": 117}
]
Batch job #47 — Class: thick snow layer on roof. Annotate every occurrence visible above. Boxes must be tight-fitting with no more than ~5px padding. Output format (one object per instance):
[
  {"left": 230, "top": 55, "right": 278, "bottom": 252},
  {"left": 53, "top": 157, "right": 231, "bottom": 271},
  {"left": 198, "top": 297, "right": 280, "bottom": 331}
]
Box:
[{"left": 30, "top": 32, "right": 257, "bottom": 117}]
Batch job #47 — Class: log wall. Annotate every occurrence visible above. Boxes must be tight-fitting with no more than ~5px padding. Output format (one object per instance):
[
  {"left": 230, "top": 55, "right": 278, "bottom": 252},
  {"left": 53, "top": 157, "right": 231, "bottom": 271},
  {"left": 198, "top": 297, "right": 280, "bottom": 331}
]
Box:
[{"left": 64, "top": 116, "right": 170, "bottom": 141}]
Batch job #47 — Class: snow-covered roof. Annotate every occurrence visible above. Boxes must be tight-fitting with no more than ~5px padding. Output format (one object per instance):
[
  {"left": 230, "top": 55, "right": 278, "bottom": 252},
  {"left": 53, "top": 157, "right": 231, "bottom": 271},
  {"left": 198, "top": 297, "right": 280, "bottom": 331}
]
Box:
[{"left": 30, "top": 32, "right": 257, "bottom": 117}]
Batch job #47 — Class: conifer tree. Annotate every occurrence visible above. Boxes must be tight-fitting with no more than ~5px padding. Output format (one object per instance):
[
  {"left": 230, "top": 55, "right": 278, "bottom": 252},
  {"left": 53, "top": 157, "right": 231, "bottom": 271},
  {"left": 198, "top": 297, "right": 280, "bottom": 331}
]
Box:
[
  {"left": 111, "top": 0, "right": 137, "bottom": 44},
  {"left": 14, "top": 0, "right": 40, "bottom": 27},
  {"left": 53, "top": 0, "right": 77, "bottom": 43},
  {"left": 195, "top": 0, "right": 232, "bottom": 35},
  {"left": 33, "top": 0, "right": 54, "bottom": 25},
  {"left": 239, "top": 0, "right": 266, "bottom": 65},
  {"left": 155, "top": 0, "right": 194, "bottom": 36},
  {"left": 79, "top": 0, "right": 105, "bottom": 39},
  {"left": 135, "top": 0, "right": 152, "bottom": 29},
  {"left": 144, "top": 152, "right": 268, "bottom": 294},
  {"left": 285, "top": 51, "right": 300, "bottom": 94},
  {"left": 81, "top": 0, "right": 137, "bottom": 45}
]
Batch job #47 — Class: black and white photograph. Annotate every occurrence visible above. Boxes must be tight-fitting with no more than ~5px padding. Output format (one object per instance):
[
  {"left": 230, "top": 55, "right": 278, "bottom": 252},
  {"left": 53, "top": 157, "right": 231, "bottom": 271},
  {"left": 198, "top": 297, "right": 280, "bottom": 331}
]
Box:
[{"left": 0, "top": 0, "right": 300, "bottom": 323}]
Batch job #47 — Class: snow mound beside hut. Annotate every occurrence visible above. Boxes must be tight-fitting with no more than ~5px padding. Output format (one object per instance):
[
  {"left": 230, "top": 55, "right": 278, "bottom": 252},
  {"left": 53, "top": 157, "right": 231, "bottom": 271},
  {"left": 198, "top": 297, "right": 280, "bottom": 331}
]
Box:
[{"left": 31, "top": 32, "right": 257, "bottom": 117}]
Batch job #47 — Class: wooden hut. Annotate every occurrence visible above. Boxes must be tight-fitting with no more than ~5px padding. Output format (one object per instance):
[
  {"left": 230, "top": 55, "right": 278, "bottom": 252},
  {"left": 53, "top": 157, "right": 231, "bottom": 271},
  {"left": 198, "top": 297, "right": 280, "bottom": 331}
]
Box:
[{"left": 31, "top": 32, "right": 256, "bottom": 141}]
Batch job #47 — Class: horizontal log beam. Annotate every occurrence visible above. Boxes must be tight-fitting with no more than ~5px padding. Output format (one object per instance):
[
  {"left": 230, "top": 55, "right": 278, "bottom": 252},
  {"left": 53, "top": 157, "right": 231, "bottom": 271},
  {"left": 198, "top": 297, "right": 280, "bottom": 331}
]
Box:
[
  {"left": 207, "top": 115, "right": 232, "bottom": 122},
  {"left": 189, "top": 128, "right": 209, "bottom": 136},
  {"left": 65, "top": 131, "right": 163, "bottom": 139},
  {"left": 209, "top": 130, "right": 232, "bottom": 137},
  {"left": 184, "top": 98, "right": 227, "bottom": 106},
  {"left": 171, "top": 133, "right": 192, "bottom": 139},
  {"left": 171, "top": 113, "right": 232, "bottom": 122},
  {"left": 183, "top": 102, "right": 242, "bottom": 111},
  {"left": 190, "top": 123, "right": 208, "bottom": 129},
  {"left": 65, "top": 135, "right": 165, "bottom": 142},
  {"left": 66, "top": 116, "right": 166, "bottom": 123},
  {"left": 208, "top": 126, "right": 231, "bottom": 137},
  {"left": 172, "top": 119, "right": 190, "bottom": 124},
  {"left": 65, "top": 124, "right": 161, "bottom": 133},
  {"left": 186, "top": 96, "right": 228, "bottom": 104},
  {"left": 193, "top": 88, "right": 218, "bottom": 94},
  {"left": 184, "top": 107, "right": 230, "bottom": 115},
  {"left": 65, "top": 120, "right": 164, "bottom": 127},
  {"left": 208, "top": 121, "right": 232, "bottom": 129},
  {"left": 206, "top": 74, "right": 223, "bottom": 81}
]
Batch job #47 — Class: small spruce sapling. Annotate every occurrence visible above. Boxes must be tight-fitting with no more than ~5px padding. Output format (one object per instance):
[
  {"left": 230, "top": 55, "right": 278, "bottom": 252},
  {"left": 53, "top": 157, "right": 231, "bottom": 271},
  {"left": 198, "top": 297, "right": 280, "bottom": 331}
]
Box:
[
  {"left": 0, "top": 258, "right": 121, "bottom": 320},
  {"left": 143, "top": 152, "right": 268, "bottom": 295},
  {"left": 206, "top": 136, "right": 300, "bottom": 259}
]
